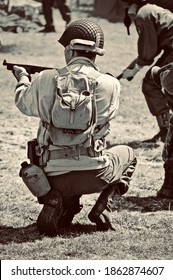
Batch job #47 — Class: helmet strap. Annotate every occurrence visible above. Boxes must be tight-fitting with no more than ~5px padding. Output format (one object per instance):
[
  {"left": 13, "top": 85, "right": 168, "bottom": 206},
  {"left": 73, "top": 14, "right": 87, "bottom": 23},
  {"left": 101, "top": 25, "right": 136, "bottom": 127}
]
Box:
[{"left": 64, "top": 46, "right": 74, "bottom": 64}]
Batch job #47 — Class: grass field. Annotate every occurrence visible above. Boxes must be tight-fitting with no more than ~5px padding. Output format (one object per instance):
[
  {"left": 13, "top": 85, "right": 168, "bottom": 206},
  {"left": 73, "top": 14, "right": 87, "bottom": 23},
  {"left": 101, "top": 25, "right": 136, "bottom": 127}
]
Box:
[{"left": 0, "top": 9, "right": 173, "bottom": 260}]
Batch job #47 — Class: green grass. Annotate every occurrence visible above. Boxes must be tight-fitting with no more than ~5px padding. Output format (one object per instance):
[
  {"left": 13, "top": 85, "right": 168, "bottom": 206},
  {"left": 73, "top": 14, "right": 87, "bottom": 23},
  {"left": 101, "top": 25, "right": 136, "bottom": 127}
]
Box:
[{"left": 0, "top": 11, "right": 173, "bottom": 260}]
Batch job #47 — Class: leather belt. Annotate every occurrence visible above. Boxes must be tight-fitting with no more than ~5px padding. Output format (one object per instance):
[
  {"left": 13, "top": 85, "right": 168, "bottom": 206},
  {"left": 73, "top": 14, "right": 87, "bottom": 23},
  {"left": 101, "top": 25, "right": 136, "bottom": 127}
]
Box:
[{"left": 48, "top": 147, "right": 102, "bottom": 160}]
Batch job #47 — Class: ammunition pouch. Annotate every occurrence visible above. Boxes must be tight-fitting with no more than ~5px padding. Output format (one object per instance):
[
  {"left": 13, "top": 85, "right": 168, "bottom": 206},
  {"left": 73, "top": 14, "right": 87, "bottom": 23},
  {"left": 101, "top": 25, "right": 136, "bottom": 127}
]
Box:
[{"left": 27, "top": 138, "right": 40, "bottom": 166}]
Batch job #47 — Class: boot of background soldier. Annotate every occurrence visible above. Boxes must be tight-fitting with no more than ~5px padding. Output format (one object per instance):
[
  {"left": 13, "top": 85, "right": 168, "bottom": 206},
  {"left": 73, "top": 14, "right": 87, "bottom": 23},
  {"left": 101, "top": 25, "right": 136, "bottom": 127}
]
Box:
[
  {"left": 88, "top": 157, "right": 137, "bottom": 231},
  {"left": 65, "top": 14, "right": 71, "bottom": 27},
  {"left": 156, "top": 113, "right": 170, "bottom": 142},
  {"left": 157, "top": 159, "right": 173, "bottom": 199},
  {"left": 39, "top": 25, "right": 56, "bottom": 33},
  {"left": 143, "top": 112, "right": 170, "bottom": 143}
]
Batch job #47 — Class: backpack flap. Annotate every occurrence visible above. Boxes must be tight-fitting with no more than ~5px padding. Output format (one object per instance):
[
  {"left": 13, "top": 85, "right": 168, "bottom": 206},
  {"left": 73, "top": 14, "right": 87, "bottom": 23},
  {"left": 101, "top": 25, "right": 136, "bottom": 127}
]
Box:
[
  {"left": 52, "top": 70, "right": 97, "bottom": 131},
  {"left": 48, "top": 67, "right": 99, "bottom": 146}
]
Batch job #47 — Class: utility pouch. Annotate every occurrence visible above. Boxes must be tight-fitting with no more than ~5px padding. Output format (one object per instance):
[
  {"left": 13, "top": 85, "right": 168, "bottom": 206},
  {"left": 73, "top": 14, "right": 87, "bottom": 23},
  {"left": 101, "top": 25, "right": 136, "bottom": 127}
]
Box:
[{"left": 27, "top": 138, "right": 39, "bottom": 166}]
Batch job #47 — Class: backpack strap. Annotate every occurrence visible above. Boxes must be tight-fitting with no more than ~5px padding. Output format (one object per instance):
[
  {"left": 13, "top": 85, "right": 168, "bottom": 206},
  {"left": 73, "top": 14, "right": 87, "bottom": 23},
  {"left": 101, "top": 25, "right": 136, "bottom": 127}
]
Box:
[
  {"left": 56, "top": 66, "right": 102, "bottom": 79},
  {"left": 56, "top": 66, "right": 69, "bottom": 76}
]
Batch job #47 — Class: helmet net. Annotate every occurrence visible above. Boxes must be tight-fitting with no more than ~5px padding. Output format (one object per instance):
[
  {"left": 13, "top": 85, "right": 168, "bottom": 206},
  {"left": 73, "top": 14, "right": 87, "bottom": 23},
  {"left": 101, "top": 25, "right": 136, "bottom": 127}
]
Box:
[{"left": 58, "top": 19, "right": 104, "bottom": 50}]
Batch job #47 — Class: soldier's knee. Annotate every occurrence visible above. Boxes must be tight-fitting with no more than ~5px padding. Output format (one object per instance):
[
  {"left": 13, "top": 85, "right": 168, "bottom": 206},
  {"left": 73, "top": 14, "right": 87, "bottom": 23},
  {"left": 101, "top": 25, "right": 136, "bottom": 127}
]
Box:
[{"left": 109, "top": 145, "right": 135, "bottom": 165}]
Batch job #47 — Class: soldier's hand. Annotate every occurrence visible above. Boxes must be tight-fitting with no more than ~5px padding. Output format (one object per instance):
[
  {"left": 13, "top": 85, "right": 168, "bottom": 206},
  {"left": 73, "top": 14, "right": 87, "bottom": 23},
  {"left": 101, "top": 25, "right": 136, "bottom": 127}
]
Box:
[
  {"left": 122, "top": 63, "right": 143, "bottom": 81},
  {"left": 13, "top": 65, "right": 30, "bottom": 81},
  {"left": 122, "top": 67, "right": 138, "bottom": 80}
]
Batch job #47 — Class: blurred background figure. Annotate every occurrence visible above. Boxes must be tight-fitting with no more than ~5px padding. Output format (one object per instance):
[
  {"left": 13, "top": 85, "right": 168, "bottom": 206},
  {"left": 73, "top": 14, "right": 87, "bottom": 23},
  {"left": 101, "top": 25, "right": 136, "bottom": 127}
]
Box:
[
  {"left": 93, "top": 0, "right": 124, "bottom": 22},
  {"left": 120, "top": 0, "right": 173, "bottom": 143},
  {"left": 152, "top": 63, "right": 173, "bottom": 198},
  {"left": 40, "top": 0, "right": 71, "bottom": 32}
]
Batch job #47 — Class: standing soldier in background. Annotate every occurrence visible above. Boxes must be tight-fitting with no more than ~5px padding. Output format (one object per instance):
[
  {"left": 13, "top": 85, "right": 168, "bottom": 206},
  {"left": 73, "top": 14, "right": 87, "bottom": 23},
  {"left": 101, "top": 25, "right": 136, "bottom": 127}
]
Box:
[
  {"left": 40, "top": 0, "right": 71, "bottom": 32},
  {"left": 120, "top": 0, "right": 173, "bottom": 143},
  {"left": 152, "top": 63, "right": 173, "bottom": 198}
]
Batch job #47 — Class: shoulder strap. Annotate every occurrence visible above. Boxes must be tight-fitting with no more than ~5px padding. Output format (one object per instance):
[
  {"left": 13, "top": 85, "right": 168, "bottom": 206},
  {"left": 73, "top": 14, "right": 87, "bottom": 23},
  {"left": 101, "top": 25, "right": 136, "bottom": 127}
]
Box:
[
  {"left": 57, "top": 66, "right": 102, "bottom": 79},
  {"left": 56, "top": 66, "right": 69, "bottom": 76}
]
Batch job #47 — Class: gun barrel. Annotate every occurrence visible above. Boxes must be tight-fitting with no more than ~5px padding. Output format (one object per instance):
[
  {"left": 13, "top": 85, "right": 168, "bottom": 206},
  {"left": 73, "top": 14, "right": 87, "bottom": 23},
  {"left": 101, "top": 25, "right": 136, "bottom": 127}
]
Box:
[
  {"left": 116, "top": 73, "right": 123, "bottom": 80},
  {"left": 3, "top": 59, "right": 54, "bottom": 74},
  {"left": 3, "top": 59, "right": 12, "bottom": 70}
]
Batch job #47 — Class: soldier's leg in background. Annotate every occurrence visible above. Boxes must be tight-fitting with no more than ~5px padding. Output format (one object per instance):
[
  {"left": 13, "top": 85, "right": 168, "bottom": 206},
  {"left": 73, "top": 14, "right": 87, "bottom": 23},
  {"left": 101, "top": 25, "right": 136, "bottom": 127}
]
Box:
[
  {"left": 142, "top": 50, "right": 173, "bottom": 142},
  {"left": 151, "top": 65, "right": 173, "bottom": 197},
  {"left": 157, "top": 115, "right": 173, "bottom": 198},
  {"left": 56, "top": 0, "right": 71, "bottom": 24},
  {"left": 162, "top": 92, "right": 173, "bottom": 161},
  {"left": 142, "top": 70, "right": 170, "bottom": 142},
  {"left": 42, "top": 0, "right": 54, "bottom": 25},
  {"left": 39, "top": 0, "right": 55, "bottom": 33}
]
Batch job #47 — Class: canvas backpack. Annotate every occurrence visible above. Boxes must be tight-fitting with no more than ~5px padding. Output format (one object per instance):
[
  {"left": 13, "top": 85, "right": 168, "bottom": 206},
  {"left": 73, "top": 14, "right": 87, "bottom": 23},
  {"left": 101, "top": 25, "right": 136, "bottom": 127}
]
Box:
[{"left": 46, "top": 66, "right": 100, "bottom": 147}]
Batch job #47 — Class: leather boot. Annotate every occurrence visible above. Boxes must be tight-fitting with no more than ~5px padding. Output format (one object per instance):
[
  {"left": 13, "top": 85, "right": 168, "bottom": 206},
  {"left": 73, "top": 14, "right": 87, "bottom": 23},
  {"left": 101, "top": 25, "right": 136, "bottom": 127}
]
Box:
[
  {"left": 144, "top": 113, "right": 170, "bottom": 143},
  {"left": 39, "top": 25, "right": 56, "bottom": 33},
  {"left": 156, "top": 113, "right": 170, "bottom": 142},
  {"left": 88, "top": 157, "right": 137, "bottom": 230},
  {"left": 59, "top": 196, "right": 83, "bottom": 229},
  {"left": 37, "top": 189, "right": 65, "bottom": 236},
  {"left": 88, "top": 202, "right": 115, "bottom": 231},
  {"left": 157, "top": 159, "right": 173, "bottom": 198},
  {"left": 162, "top": 116, "right": 173, "bottom": 161}
]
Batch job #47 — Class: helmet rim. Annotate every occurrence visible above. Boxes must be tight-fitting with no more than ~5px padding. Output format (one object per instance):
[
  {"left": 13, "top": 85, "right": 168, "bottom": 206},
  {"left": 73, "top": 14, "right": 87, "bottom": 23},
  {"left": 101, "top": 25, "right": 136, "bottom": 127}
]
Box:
[{"left": 58, "top": 19, "right": 105, "bottom": 56}]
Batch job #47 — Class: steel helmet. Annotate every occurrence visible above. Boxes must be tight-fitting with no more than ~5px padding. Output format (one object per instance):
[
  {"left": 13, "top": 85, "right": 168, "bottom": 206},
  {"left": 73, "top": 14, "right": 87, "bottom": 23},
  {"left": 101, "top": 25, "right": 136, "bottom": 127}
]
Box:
[{"left": 58, "top": 19, "right": 105, "bottom": 56}]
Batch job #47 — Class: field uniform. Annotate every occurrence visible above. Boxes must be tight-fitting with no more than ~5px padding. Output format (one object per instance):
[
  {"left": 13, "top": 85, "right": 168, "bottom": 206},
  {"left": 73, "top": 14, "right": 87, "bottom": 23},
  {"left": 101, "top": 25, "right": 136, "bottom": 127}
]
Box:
[
  {"left": 15, "top": 57, "right": 136, "bottom": 191},
  {"left": 15, "top": 57, "right": 125, "bottom": 176},
  {"left": 13, "top": 20, "right": 137, "bottom": 235}
]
